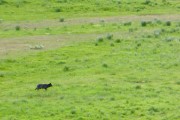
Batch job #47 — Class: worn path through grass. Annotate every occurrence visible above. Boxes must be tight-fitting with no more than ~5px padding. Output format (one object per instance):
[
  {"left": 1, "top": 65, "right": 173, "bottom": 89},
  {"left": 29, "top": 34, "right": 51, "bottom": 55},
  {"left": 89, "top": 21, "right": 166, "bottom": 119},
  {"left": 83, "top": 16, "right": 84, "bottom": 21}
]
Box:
[{"left": 1, "top": 14, "right": 180, "bottom": 58}]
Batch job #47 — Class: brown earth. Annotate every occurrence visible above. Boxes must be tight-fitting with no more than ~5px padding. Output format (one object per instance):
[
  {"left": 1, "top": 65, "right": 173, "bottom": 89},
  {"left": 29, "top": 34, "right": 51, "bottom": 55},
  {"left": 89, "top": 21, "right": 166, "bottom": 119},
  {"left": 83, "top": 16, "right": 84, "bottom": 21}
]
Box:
[{"left": 0, "top": 14, "right": 180, "bottom": 59}]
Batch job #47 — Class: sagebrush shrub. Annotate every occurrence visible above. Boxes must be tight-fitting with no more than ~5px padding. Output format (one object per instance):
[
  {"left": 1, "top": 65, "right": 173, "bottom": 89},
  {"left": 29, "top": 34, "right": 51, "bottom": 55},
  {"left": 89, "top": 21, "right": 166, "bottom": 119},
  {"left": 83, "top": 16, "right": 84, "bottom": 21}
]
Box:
[
  {"left": 144, "top": 0, "right": 151, "bottom": 5},
  {"left": 55, "top": 8, "right": 61, "bottom": 12},
  {"left": 95, "top": 43, "right": 98, "bottom": 46},
  {"left": 165, "top": 37, "right": 174, "bottom": 42},
  {"left": 110, "top": 43, "right": 114, "bottom": 46},
  {"left": 106, "top": 34, "right": 113, "bottom": 40},
  {"left": 154, "top": 19, "right": 162, "bottom": 25},
  {"left": 59, "top": 18, "right": 64, "bottom": 22},
  {"left": 97, "top": 37, "right": 104, "bottom": 42},
  {"left": 30, "top": 45, "right": 44, "bottom": 50},
  {"left": 165, "top": 21, "right": 171, "bottom": 26},
  {"left": 115, "top": 39, "right": 121, "bottom": 43},
  {"left": 124, "top": 22, "right": 132, "bottom": 26},
  {"left": 141, "top": 21, "right": 147, "bottom": 27},
  {"left": 63, "top": 66, "right": 69, "bottom": 72},
  {"left": 135, "top": 85, "right": 141, "bottom": 89},
  {"left": 15, "top": 25, "right": 20, "bottom": 31},
  {"left": 0, "top": 0, "right": 7, "bottom": 5},
  {"left": 154, "top": 30, "right": 162, "bottom": 38},
  {"left": 102, "top": 63, "right": 108, "bottom": 68}
]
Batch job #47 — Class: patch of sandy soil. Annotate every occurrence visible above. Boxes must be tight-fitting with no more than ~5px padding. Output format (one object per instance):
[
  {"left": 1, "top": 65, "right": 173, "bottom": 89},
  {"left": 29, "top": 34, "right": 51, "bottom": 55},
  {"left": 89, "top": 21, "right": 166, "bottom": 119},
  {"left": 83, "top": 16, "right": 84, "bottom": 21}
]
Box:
[
  {"left": 0, "top": 14, "right": 179, "bottom": 58},
  {"left": 0, "top": 33, "right": 101, "bottom": 58}
]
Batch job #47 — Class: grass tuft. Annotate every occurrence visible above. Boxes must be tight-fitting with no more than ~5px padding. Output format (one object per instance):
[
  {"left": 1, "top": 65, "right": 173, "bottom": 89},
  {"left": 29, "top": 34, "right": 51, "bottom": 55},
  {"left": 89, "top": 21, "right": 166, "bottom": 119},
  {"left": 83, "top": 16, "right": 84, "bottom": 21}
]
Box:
[
  {"left": 143, "top": 0, "right": 151, "bottom": 5},
  {"left": 55, "top": 8, "right": 62, "bottom": 12},
  {"left": 106, "top": 34, "right": 113, "bottom": 40},
  {"left": 63, "top": 66, "right": 69, "bottom": 72},
  {"left": 97, "top": 37, "right": 104, "bottom": 42},
  {"left": 15, "top": 25, "right": 20, "bottom": 31},
  {"left": 135, "top": 85, "right": 142, "bottom": 89},
  {"left": 0, "top": 72, "right": 4, "bottom": 77},
  {"left": 30, "top": 45, "right": 44, "bottom": 50},
  {"left": 165, "top": 21, "right": 171, "bottom": 26},
  {"left": 102, "top": 63, "right": 108, "bottom": 68},
  {"left": 141, "top": 21, "right": 147, "bottom": 27},
  {"left": 59, "top": 18, "right": 64, "bottom": 22},
  {"left": 124, "top": 21, "right": 132, "bottom": 26}
]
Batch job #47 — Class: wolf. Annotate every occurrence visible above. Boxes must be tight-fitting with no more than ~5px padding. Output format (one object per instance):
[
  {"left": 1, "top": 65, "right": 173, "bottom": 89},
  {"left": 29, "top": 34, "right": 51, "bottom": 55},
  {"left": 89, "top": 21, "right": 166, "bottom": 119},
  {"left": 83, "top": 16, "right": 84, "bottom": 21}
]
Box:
[{"left": 35, "top": 83, "right": 52, "bottom": 90}]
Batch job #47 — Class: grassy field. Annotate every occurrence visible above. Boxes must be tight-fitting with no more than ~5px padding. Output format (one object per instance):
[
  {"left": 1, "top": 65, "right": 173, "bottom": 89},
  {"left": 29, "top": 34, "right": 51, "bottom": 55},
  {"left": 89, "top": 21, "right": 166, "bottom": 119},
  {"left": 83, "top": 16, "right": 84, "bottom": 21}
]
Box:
[
  {"left": 0, "top": 0, "right": 180, "bottom": 120},
  {"left": 0, "top": 0, "right": 180, "bottom": 21}
]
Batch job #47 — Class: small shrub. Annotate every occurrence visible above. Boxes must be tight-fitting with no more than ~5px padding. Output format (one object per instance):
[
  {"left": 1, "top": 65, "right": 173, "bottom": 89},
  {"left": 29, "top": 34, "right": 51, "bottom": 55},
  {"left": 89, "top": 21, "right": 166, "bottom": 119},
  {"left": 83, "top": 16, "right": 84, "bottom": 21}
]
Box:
[
  {"left": 15, "top": 26, "right": 20, "bottom": 31},
  {"left": 30, "top": 45, "right": 44, "bottom": 50},
  {"left": 110, "top": 97, "right": 115, "bottom": 101},
  {"left": 165, "top": 21, "right": 171, "bottom": 26},
  {"left": 59, "top": 18, "right": 64, "bottom": 22},
  {"left": 110, "top": 43, "right": 114, "bottom": 46},
  {"left": 131, "top": 110, "right": 135, "bottom": 114},
  {"left": 102, "top": 63, "right": 108, "bottom": 68},
  {"left": 137, "top": 43, "right": 141, "bottom": 47},
  {"left": 71, "top": 109, "right": 76, "bottom": 114},
  {"left": 146, "top": 34, "right": 152, "bottom": 38},
  {"left": 135, "top": 85, "right": 141, "bottom": 89},
  {"left": 154, "top": 19, "right": 162, "bottom": 25},
  {"left": 55, "top": 8, "right": 61, "bottom": 12},
  {"left": 169, "top": 28, "right": 179, "bottom": 33},
  {"left": 165, "top": 37, "right": 175, "bottom": 42},
  {"left": 58, "top": 61, "right": 66, "bottom": 64},
  {"left": 97, "top": 37, "right": 104, "bottom": 42},
  {"left": 117, "top": 0, "right": 121, "bottom": 4},
  {"left": 60, "top": 96, "right": 64, "bottom": 99},
  {"left": 146, "top": 21, "right": 153, "bottom": 25},
  {"left": 106, "top": 34, "right": 113, "bottom": 40},
  {"left": 161, "top": 28, "right": 165, "bottom": 32},
  {"left": 95, "top": 43, "right": 98, "bottom": 46},
  {"left": 154, "top": 30, "right": 162, "bottom": 38},
  {"left": 0, "top": 72, "right": 4, "bottom": 77},
  {"left": 100, "top": 19, "right": 105, "bottom": 23},
  {"left": 115, "top": 39, "right": 121, "bottom": 43},
  {"left": 129, "top": 28, "right": 133, "bottom": 32},
  {"left": 148, "top": 107, "right": 159, "bottom": 113},
  {"left": 63, "top": 66, "right": 69, "bottom": 72},
  {"left": 141, "top": 21, "right": 147, "bottom": 27},
  {"left": 0, "top": 0, "right": 7, "bottom": 5},
  {"left": 144, "top": 0, "right": 151, "bottom": 5},
  {"left": 99, "top": 97, "right": 104, "bottom": 101},
  {"left": 124, "top": 22, "right": 132, "bottom": 26}
]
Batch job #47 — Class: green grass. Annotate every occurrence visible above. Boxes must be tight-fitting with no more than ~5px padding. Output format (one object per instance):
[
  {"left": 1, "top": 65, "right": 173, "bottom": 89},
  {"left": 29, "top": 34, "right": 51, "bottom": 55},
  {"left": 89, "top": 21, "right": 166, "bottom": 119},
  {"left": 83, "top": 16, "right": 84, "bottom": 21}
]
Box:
[
  {"left": 0, "top": 0, "right": 179, "bottom": 21},
  {"left": 0, "top": 0, "right": 180, "bottom": 119},
  {"left": 0, "top": 21, "right": 179, "bottom": 38},
  {"left": 0, "top": 34, "right": 180, "bottom": 119}
]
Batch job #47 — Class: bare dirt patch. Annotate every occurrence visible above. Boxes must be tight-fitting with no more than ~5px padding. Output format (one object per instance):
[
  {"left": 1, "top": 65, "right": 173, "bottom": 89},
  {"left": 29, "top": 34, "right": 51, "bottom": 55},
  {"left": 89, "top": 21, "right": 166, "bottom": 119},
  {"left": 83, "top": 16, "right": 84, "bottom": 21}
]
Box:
[
  {"left": 0, "top": 33, "right": 100, "bottom": 59},
  {"left": 0, "top": 14, "right": 179, "bottom": 58},
  {"left": 1, "top": 14, "right": 180, "bottom": 30}
]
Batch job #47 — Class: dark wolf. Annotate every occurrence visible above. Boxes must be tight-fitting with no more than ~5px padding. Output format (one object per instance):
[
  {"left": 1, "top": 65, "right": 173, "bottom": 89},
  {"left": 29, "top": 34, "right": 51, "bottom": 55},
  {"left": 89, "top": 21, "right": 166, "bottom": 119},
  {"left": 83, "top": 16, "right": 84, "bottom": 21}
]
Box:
[{"left": 35, "top": 83, "right": 52, "bottom": 90}]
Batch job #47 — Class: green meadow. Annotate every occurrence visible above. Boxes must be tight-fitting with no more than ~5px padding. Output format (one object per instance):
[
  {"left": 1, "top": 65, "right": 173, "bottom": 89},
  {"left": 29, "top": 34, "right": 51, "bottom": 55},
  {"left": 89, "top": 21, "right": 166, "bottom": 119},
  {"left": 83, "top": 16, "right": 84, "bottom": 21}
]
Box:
[{"left": 0, "top": 0, "right": 180, "bottom": 120}]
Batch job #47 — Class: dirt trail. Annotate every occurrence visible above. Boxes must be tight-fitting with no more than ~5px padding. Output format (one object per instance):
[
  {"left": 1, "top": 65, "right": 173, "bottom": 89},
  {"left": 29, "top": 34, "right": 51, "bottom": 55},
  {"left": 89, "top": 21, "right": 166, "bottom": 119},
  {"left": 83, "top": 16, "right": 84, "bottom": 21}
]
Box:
[
  {"left": 0, "top": 33, "right": 101, "bottom": 58},
  {"left": 0, "top": 14, "right": 180, "bottom": 58},
  {"left": 1, "top": 14, "right": 180, "bottom": 29}
]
